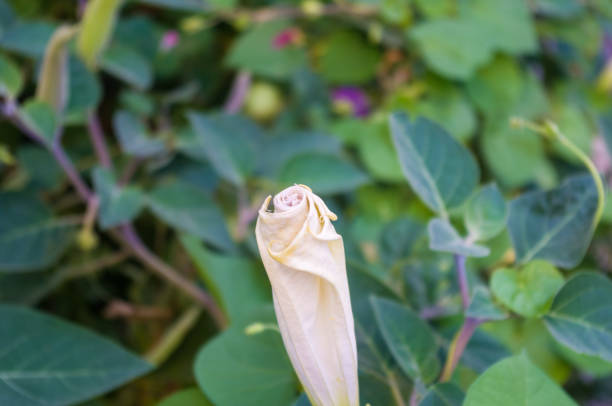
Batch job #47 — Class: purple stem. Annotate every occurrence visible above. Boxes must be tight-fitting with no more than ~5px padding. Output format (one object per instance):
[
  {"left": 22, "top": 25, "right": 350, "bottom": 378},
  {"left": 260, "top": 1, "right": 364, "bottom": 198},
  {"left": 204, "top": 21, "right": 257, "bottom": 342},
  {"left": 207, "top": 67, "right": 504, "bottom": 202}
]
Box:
[
  {"left": 51, "top": 141, "right": 93, "bottom": 201},
  {"left": 224, "top": 71, "right": 251, "bottom": 114},
  {"left": 440, "top": 317, "right": 481, "bottom": 381},
  {"left": 454, "top": 254, "right": 470, "bottom": 310},
  {"left": 87, "top": 110, "right": 112, "bottom": 168}
]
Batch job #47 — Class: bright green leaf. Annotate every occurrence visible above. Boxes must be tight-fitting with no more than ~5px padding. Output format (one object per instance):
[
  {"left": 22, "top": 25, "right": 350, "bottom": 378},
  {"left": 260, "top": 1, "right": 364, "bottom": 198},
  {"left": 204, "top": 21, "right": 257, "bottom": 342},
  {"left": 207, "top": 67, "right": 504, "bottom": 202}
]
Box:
[
  {"left": 156, "top": 387, "right": 211, "bottom": 406},
  {"left": 491, "top": 261, "right": 564, "bottom": 317},
  {"left": 389, "top": 113, "right": 479, "bottom": 215},
  {"left": 77, "top": 0, "right": 124, "bottom": 68},
  {"left": 318, "top": 31, "right": 381, "bottom": 84},
  {"left": 463, "top": 353, "right": 577, "bottom": 406},
  {"left": 0, "top": 53, "right": 22, "bottom": 98}
]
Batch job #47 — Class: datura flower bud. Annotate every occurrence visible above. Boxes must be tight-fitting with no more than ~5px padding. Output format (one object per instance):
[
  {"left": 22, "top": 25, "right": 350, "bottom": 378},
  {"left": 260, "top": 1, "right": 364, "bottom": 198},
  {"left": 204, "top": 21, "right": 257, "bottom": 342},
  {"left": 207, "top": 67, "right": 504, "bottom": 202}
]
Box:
[{"left": 255, "top": 185, "right": 359, "bottom": 406}]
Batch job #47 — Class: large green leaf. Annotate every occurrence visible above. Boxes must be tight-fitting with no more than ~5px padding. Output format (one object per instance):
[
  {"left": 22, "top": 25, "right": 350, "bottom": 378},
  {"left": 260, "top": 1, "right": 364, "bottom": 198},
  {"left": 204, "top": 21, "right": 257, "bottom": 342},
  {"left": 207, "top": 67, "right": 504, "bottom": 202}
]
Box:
[
  {"left": 463, "top": 353, "right": 576, "bottom": 406},
  {"left": 0, "top": 192, "right": 75, "bottom": 272},
  {"left": 156, "top": 387, "right": 211, "bottom": 406},
  {"left": 427, "top": 218, "right": 489, "bottom": 257},
  {"left": 180, "top": 235, "right": 270, "bottom": 324},
  {"left": 508, "top": 174, "right": 598, "bottom": 268},
  {"left": 278, "top": 153, "right": 369, "bottom": 195},
  {"left": 491, "top": 261, "right": 564, "bottom": 318},
  {"left": 464, "top": 183, "right": 507, "bottom": 241},
  {"left": 389, "top": 113, "right": 479, "bottom": 216},
  {"left": 184, "top": 112, "right": 262, "bottom": 186},
  {"left": 93, "top": 167, "right": 144, "bottom": 229},
  {"left": 194, "top": 308, "right": 298, "bottom": 406},
  {"left": 419, "top": 383, "right": 464, "bottom": 406},
  {"left": 149, "top": 181, "right": 234, "bottom": 251},
  {"left": 371, "top": 297, "right": 440, "bottom": 383},
  {"left": 318, "top": 31, "right": 381, "bottom": 84},
  {"left": 113, "top": 110, "right": 165, "bottom": 157},
  {"left": 0, "top": 305, "right": 151, "bottom": 405},
  {"left": 544, "top": 272, "right": 612, "bottom": 362},
  {"left": 226, "top": 20, "right": 307, "bottom": 79}
]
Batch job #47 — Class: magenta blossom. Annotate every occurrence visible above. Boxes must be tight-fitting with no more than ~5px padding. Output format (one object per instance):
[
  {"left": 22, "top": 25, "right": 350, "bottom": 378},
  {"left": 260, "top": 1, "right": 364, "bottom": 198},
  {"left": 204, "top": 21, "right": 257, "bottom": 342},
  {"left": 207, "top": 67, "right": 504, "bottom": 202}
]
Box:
[
  {"left": 331, "top": 86, "right": 370, "bottom": 118},
  {"left": 160, "top": 30, "right": 180, "bottom": 51},
  {"left": 272, "top": 27, "right": 302, "bottom": 50}
]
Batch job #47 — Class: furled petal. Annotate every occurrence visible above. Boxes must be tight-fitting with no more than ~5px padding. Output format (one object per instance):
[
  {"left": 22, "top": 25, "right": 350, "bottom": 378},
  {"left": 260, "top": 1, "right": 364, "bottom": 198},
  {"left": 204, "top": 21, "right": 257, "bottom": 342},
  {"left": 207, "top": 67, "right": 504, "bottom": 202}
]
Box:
[{"left": 255, "top": 185, "right": 359, "bottom": 406}]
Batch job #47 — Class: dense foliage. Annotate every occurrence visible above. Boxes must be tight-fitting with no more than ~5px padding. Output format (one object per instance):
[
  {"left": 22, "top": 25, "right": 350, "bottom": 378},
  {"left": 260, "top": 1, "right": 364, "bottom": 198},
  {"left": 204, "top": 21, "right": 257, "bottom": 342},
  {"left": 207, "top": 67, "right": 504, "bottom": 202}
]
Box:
[{"left": 1, "top": 0, "right": 612, "bottom": 405}]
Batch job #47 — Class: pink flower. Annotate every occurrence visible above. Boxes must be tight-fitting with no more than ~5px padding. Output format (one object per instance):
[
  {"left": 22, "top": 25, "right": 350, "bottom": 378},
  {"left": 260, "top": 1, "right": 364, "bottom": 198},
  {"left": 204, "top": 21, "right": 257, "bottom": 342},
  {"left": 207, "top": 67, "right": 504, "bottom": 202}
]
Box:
[
  {"left": 272, "top": 27, "right": 302, "bottom": 50},
  {"left": 160, "top": 30, "right": 180, "bottom": 51}
]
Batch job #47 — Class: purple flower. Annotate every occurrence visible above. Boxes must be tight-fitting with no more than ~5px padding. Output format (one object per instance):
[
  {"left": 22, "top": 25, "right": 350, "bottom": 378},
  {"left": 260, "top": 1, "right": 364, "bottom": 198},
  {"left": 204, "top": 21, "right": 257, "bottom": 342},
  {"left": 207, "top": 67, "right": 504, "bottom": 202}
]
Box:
[
  {"left": 160, "top": 30, "right": 180, "bottom": 51},
  {"left": 331, "top": 86, "right": 370, "bottom": 118}
]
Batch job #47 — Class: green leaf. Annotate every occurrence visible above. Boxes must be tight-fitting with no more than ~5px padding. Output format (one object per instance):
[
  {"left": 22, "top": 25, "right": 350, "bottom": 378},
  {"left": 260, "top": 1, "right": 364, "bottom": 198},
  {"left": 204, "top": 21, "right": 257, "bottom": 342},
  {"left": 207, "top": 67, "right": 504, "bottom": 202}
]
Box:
[
  {"left": 508, "top": 174, "right": 598, "bottom": 268},
  {"left": 428, "top": 218, "right": 490, "bottom": 258},
  {"left": 185, "top": 112, "right": 262, "bottom": 186},
  {"left": 137, "top": 0, "right": 205, "bottom": 11},
  {"left": 465, "top": 183, "right": 507, "bottom": 241},
  {"left": 100, "top": 43, "right": 152, "bottom": 90},
  {"left": 371, "top": 297, "right": 440, "bottom": 383},
  {"left": 318, "top": 31, "right": 381, "bottom": 84},
  {"left": 459, "top": 0, "right": 537, "bottom": 55},
  {"left": 0, "top": 305, "right": 151, "bottom": 405},
  {"left": 278, "top": 153, "right": 369, "bottom": 195},
  {"left": 356, "top": 120, "right": 405, "bottom": 182},
  {"left": 419, "top": 383, "right": 464, "bottom": 406},
  {"left": 348, "top": 268, "right": 410, "bottom": 404},
  {"left": 410, "top": 20, "right": 493, "bottom": 80},
  {"left": 194, "top": 311, "right": 298, "bottom": 406},
  {"left": 18, "top": 100, "right": 57, "bottom": 145},
  {"left": 491, "top": 261, "right": 564, "bottom": 318},
  {"left": 226, "top": 20, "right": 307, "bottom": 79},
  {"left": 77, "top": 0, "right": 123, "bottom": 68},
  {"left": 180, "top": 235, "right": 270, "bottom": 324},
  {"left": 389, "top": 113, "right": 479, "bottom": 215},
  {"left": 93, "top": 167, "right": 144, "bottom": 229},
  {"left": 113, "top": 110, "right": 165, "bottom": 157},
  {"left": 35, "top": 25, "right": 77, "bottom": 115},
  {"left": 0, "top": 192, "right": 75, "bottom": 273},
  {"left": 379, "top": 217, "right": 425, "bottom": 267},
  {"left": 156, "top": 387, "right": 212, "bottom": 406},
  {"left": 0, "top": 21, "right": 55, "bottom": 58},
  {"left": 463, "top": 353, "right": 577, "bottom": 406},
  {"left": 149, "top": 181, "right": 234, "bottom": 252},
  {"left": 0, "top": 53, "right": 22, "bottom": 98},
  {"left": 532, "top": 0, "right": 584, "bottom": 18},
  {"left": 544, "top": 272, "right": 612, "bottom": 362},
  {"left": 466, "top": 286, "right": 507, "bottom": 321},
  {"left": 65, "top": 54, "right": 101, "bottom": 122}
]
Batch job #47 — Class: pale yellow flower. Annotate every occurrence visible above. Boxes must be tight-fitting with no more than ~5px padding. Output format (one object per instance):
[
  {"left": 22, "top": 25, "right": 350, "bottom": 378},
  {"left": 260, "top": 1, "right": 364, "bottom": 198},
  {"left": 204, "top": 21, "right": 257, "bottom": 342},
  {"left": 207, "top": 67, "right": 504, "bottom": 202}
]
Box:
[{"left": 255, "top": 185, "right": 359, "bottom": 406}]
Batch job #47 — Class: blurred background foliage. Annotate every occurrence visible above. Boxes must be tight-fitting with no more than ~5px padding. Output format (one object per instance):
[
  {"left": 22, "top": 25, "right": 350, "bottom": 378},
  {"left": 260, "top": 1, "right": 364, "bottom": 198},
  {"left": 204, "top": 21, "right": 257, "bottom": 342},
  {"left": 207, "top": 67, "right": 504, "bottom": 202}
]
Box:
[{"left": 1, "top": 0, "right": 612, "bottom": 405}]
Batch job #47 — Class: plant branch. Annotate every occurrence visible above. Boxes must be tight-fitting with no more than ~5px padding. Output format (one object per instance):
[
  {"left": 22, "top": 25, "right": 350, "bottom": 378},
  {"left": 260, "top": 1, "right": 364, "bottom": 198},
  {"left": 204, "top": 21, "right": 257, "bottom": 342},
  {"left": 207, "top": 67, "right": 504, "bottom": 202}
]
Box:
[
  {"left": 455, "top": 254, "right": 470, "bottom": 310},
  {"left": 87, "top": 109, "right": 113, "bottom": 168},
  {"left": 118, "top": 224, "right": 227, "bottom": 328},
  {"left": 440, "top": 317, "right": 481, "bottom": 382}
]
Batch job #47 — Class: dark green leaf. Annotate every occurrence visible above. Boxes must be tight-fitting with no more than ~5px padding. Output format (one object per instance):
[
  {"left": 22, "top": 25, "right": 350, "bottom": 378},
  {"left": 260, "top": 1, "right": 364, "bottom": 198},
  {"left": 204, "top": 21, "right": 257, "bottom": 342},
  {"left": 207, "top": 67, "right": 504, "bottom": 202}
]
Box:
[
  {"left": 0, "top": 305, "right": 151, "bottom": 405},
  {"left": 137, "top": 0, "right": 205, "bottom": 11},
  {"left": 18, "top": 100, "right": 57, "bottom": 144},
  {"left": 93, "top": 167, "right": 144, "bottom": 229},
  {"left": 0, "top": 20, "right": 55, "bottom": 58},
  {"left": 0, "top": 52, "right": 22, "bottom": 98},
  {"left": 371, "top": 297, "right": 440, "bottom": 383},
  {"left": 389, "top": 113, "right": 479, "bottom": 215},
  {"left": 508, "top": 174, "right": 598, "bottom": 268},
  {"left": 149, "top": 181, "right": 234, "bottom": 251},
  {"left": 113, "top": 110, "right": 165, "bottom": 157},
  {"left": 463, "top": 353, "right": 576, "bottom": 406},
  {"left": 318, "top": 31, "right": 381, "bottom": 84},
  {"left": 544, "top": 272, "right": 612, "bottom": 362},
  {"left": 428, "top": 219, "right": 489, "bottom": 258},
  {"left": 419, "top": 383, "right": 464, "bottom": 406},
  {"left": 100, "top": 43, "right": 152, "bottom": 90},
  {"left": 379, "top": 217, "right": 425, "bottom": 267},
  {"left": 65, "top": 54, "right": 101, "bottom": 123},
  {"left": 491, "top": 261, "right": 564, "bottom": 318},
  {"left": 278, "top": 153, "right": 369, "bottom": 195}
]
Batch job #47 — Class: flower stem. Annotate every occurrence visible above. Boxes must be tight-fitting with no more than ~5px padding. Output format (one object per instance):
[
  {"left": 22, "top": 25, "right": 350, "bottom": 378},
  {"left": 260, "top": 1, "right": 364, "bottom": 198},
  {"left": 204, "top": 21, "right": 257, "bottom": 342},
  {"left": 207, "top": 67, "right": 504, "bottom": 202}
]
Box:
[{"left": 439, "top": 317, "right": 480, "bottom": 382}]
